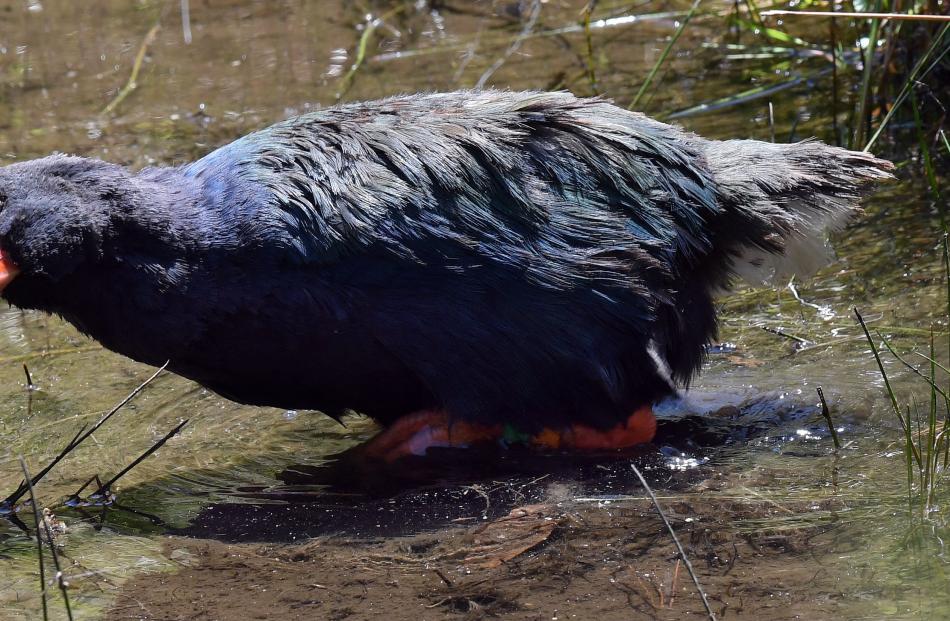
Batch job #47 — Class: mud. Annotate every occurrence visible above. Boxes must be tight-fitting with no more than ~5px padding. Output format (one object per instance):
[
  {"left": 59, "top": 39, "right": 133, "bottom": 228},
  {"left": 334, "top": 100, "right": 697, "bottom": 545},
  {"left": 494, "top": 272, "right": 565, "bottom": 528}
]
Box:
[{"left": 106, "top": 486, "right": 857, "bottom": 620}]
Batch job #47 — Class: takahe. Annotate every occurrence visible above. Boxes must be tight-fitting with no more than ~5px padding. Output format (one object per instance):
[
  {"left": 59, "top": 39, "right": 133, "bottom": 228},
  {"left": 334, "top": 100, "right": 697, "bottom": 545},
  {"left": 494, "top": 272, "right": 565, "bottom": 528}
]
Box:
[{"left": 0, "top": 91, "right": 891, "bottom": 460}]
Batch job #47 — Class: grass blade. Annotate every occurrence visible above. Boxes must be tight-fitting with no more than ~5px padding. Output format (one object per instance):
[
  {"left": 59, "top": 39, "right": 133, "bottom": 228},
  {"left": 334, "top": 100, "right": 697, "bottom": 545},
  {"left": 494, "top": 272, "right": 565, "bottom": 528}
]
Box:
[
  {"left": 762, "top": 10, "right": 950, "bottom": 22},
  {"left": 817, "top": 387, "right": 841, "bottom": 449},
  {"left": 855, "top": 308, "right": 922, "bottom": 466},
  {"left": 19, "top": 457, "right": 71, "bottom": 620},
  {"left": 853, "top": 0, "right": 883, "bottom": 149},
  {"left": 18, "top": 457, "right": 48, "bottom": 621},
  {"left": 667, "top": 66, "right": 832, "bottom": 119},
  {"left": 911, "top": 87, "right": 941, "bottom": 201},
  {"left": 865, "top": 22, "right": 950, "bottom": 151},
  {"left": 630, "top": 0, "right": 703, "bottom": 110}
]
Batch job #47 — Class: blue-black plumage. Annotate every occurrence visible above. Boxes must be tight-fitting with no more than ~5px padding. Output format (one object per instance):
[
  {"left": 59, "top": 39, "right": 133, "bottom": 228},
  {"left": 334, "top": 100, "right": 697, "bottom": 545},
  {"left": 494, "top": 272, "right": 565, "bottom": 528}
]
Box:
[{"left": 0, "top": 90, "right": 891, "bottom": 453}]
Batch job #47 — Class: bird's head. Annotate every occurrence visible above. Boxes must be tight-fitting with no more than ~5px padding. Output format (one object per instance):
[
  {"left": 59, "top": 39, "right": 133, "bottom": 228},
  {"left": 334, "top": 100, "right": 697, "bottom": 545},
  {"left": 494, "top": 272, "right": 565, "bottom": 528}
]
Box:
[{"left": 0, "top": 155, "right": 127, "bottom": 309}]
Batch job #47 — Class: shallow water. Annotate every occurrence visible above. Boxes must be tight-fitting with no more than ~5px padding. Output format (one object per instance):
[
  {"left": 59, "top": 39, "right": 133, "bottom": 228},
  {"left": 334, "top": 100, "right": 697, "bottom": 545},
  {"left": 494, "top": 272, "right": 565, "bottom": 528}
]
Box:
[{"left": 0, "top": 0, "right": 946, "bottom": 619}]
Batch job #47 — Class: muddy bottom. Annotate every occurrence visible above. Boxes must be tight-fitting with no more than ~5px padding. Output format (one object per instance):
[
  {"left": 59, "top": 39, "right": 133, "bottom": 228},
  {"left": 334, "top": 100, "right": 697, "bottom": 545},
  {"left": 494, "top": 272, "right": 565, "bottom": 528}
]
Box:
[
  {"left": 105, "top": 488, "right": 856, "bottom": 621},
  {"left": 96, "top": 400, "right": 869, "bottom": 620}
]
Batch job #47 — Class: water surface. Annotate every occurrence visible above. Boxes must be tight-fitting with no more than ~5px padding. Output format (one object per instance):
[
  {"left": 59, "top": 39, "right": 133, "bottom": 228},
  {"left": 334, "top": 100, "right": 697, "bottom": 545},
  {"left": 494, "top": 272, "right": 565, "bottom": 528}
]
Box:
[{"left": 0, "top": 1, "right": 946, "bottom": 619}]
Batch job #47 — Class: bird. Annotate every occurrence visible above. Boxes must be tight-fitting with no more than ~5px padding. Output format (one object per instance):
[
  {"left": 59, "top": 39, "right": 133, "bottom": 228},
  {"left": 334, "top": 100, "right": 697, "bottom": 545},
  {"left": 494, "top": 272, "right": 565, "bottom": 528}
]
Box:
[{"left": 0, "top": 90, "right": 892, "bottom": 461}]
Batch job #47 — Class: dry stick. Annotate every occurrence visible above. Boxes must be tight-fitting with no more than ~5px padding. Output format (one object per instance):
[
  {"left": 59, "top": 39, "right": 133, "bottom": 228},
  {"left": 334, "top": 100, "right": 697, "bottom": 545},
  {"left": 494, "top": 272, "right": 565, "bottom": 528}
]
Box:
[
  {"left": 2, "top": 362, "right": 168, "bottom": 508},
  {"left": 762, "top": 10, "right": 950, "bottom": 21},
  {"left": 67, "top": 475, "right": 106, "bottom": 507},
  {"left": 669, "top": 558, "right": 681, "bottom": 609},
  {"left": 3, "top": 426, "right": 88, "bottom": 509},
  {"left": 101, "top": 22, "right": 161, "bottom": 116},
  {"left": 630, "top": 462, "right": 716, "bottom": 621},
  {"left": 91, "top": 419, "right": 189, "bottom": 499},
  {"left": 817, "top": 386, "right": 841, "bottom": 449},
  {"left": 23, "top": 363, "right": 34, "bottom": 390},
  {"left": 19, "top": 457, "right": 48, "bottom": 621},
  {"left": 19, "top": 458, "right": 73, "bottom": 621},
  {"left": 759, "top": 325, "right": 813, "bottom": 347}
]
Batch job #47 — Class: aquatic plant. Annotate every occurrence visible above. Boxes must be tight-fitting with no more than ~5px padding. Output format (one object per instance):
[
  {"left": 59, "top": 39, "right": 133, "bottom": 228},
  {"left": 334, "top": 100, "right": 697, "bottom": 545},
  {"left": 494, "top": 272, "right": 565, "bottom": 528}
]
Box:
[
  {"left": 617, "top": 0, "right": 948, "bottom": 187},
  {"left": 854, "top": 233, "right": 950, "bottom": 518}
]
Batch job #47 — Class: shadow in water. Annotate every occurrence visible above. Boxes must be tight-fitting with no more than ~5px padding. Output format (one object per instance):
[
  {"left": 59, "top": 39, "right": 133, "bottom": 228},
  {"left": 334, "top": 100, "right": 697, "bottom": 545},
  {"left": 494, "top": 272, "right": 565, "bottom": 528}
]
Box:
[{"left": 173, "top": 393, "right": 820, "bottom": 542}]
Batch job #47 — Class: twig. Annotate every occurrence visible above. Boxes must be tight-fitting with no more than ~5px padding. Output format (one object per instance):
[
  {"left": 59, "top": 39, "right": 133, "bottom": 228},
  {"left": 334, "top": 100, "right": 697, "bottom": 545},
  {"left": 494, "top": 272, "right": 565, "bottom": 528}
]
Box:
[
  {"left": 2, "top": 362, "right": 168, "bottom": 508},
  {"left": 91, "top": 419, "right": 189, "bottom": 499},
  {"left": 19, "top": 458, "right": 72, "bottom": 621},
  {"left": 101, "top": 22, "right": 161, "bottom": 116},
  {"left": 762, "top": 10, "right": 950, "bottom": 21},
  {"left": 475, "top": 0, "right": 542, "bottom": 89},
  {"left": 667, "top": 66, "right": 834, "bottom": 119},
  {"left": 630, "top": 462, "right": 716, "bottom": 621},
  {"left": 3, "top": 426, "right": 87, "bottom": 509},
  {"left": 817, "top": 387, "right": 841, "bottom": 449},
  {"left": 759, "top": 325, "right": 814, "bottom": 347},
  {"left": 669, "top": 558, "right": 681, "bottom": 608},
  {"left": 20, "top": 457, "right": 48, "bottom": 621},
  {"left": 433, "top": 568, "right": 454, "bottom": 587},
  {"left": 67, "top": 474, "right": 105, "bottom": 505},
  {"left": 23, "top": 363, "right": 34, "bottom": 390}
]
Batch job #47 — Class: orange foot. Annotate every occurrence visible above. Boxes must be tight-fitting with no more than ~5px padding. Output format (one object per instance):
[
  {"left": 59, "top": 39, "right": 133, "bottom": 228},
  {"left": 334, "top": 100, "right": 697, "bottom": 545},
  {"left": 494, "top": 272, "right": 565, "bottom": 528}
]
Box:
[
  {"left": 357, "top": 410, "right": 503, "bottom": 462},
  {"left": 530, "top": 405, "right": 657, "bottom": 451},
  {"left": 356, "top": 406, "right": 657, "bottom": 462}
]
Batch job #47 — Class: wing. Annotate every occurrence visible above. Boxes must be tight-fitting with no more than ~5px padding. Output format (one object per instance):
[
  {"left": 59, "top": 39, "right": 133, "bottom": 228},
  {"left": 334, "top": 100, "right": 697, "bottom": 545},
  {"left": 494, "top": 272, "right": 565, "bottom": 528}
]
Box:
[
  {"left": 211, "top": 91, "right": 720, "bottom": 314},
  {"left": 185, "top": 91, "right": 724, "bottom": 417}
]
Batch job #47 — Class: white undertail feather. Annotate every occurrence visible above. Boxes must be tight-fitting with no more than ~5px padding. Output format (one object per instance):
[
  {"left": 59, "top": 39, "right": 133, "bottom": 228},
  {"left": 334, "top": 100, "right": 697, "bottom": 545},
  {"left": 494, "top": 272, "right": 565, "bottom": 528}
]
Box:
[
  {"left": 704, "top": 139, "right": 894, "bottom": 288},
  {"left": 731, "top": 200, "right": 849, "bottom": 286},
  {"left": 646, "top": 340, "right": 680, "bottom": 394}
]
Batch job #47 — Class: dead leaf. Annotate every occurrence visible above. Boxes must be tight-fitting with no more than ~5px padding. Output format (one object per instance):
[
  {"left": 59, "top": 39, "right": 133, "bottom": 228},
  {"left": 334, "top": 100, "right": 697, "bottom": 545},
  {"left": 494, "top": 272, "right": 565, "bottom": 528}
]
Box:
[{"left": 460, "top": 504, "right": 557, "bottom": 569}]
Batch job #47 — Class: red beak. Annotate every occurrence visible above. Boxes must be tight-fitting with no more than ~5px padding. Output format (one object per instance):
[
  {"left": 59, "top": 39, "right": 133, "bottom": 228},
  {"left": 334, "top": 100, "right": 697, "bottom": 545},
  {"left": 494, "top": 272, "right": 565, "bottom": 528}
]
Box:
[{"left": 0, "top": 249, "right": 20, "bottom": 293}]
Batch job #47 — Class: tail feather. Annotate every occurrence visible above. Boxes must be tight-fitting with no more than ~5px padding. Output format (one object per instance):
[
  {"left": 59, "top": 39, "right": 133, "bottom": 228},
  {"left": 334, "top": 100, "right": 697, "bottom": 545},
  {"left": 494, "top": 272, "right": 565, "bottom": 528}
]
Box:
[{"left": 704, "top": 139, "right": 893, "bottom": 286}]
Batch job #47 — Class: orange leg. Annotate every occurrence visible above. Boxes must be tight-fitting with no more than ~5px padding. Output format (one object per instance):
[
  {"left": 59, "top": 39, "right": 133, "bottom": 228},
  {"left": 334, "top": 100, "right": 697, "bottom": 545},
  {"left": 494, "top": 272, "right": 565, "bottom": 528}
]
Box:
[
  {"left": 530, "top": 405, "right": 657, "bottom": 451},
  {"left": 356, "top": 405, "right": 656, "bottom": 462},
  {"left": 357, "top": 410, "right": 502, "bottom": 462}
]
